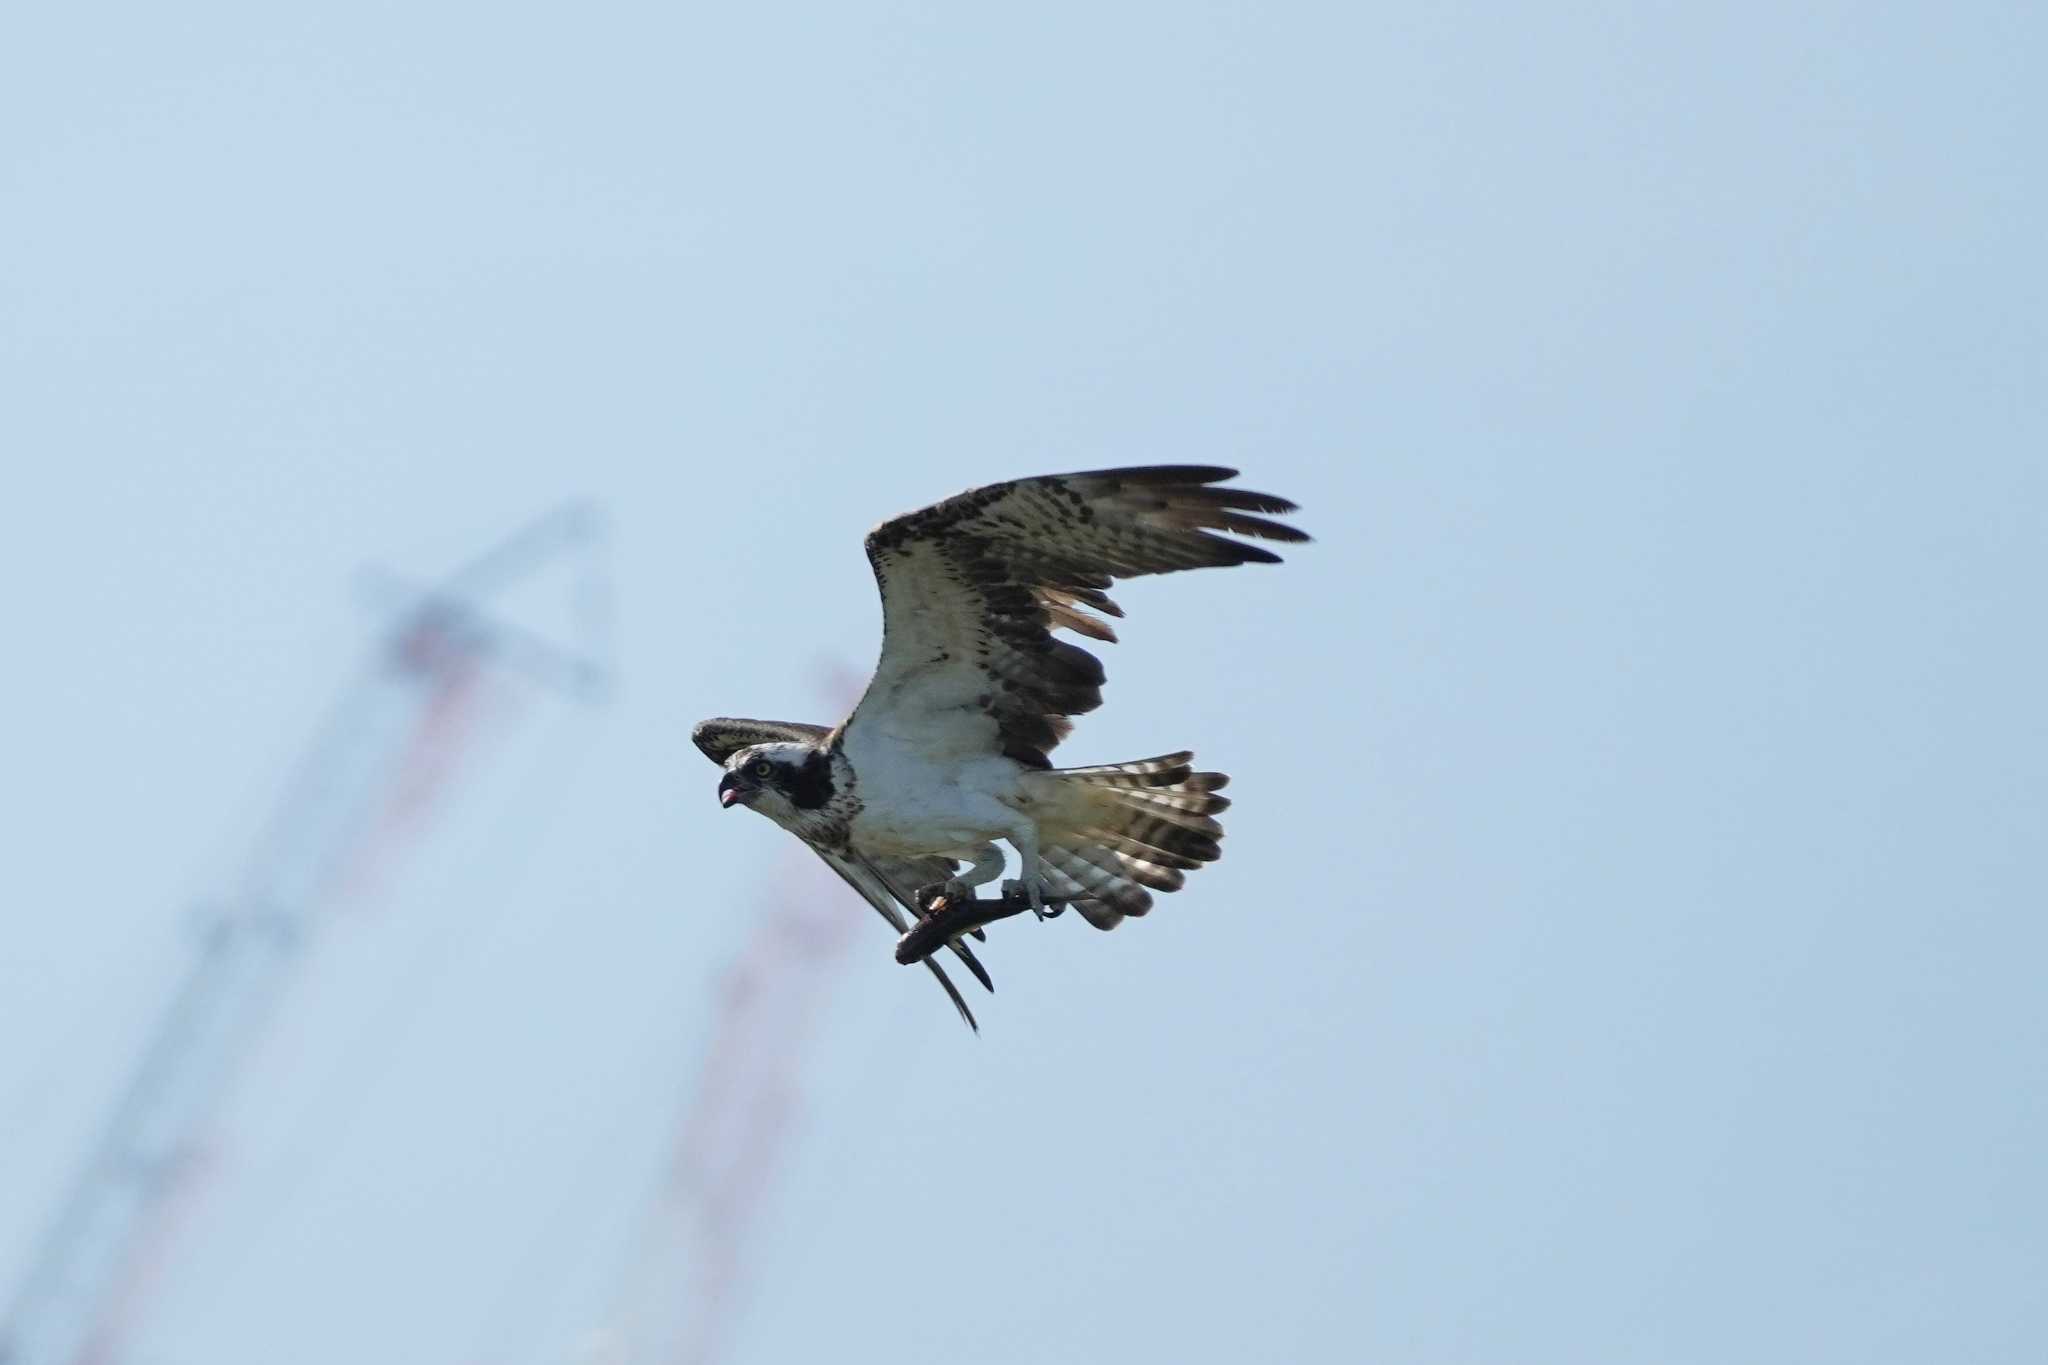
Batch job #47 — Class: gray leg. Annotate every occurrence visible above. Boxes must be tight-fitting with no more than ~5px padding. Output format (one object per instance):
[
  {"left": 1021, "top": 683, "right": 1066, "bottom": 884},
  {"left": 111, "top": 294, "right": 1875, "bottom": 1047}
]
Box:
[
  {"left": 1006, "top": 823, "right": 1047, "bottom": 918},
  {"left": 915, "top": 844, "right": 1006, "bottom": 914},
  {"left": 956, "top": 844, "right": 1006, "bottom": 890}
]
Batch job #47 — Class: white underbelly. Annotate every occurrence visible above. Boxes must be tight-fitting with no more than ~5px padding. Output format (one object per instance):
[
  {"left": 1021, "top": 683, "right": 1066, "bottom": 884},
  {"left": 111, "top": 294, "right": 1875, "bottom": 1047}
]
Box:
[{"left": 847, "top": 749, "right": 1025, "bottom": 856}]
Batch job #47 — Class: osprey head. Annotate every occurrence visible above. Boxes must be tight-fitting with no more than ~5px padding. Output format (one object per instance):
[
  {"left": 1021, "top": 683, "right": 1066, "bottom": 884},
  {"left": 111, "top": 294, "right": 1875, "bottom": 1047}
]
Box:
[{"left": 718, "top": 741, "right": 833, "bottom": 819}]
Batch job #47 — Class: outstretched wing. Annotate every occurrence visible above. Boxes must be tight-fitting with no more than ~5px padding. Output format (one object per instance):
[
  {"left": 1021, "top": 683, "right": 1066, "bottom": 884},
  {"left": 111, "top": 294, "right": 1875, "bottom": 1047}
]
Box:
[
  {"left": 845, "top": 466, "right": 1309, "bottom": 768},
  {"left": 691, "top": 715, "right": 991, "bottom": 1028},
  {"left": 692, "top": 716, "right": 834, "bottom": 763}
]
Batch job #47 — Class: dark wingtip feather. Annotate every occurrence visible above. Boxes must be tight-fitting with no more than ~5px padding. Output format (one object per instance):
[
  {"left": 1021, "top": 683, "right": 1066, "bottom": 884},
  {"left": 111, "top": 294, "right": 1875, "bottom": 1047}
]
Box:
[
  {"left": 1218, "top": 511, "right": 1313, "bottom": 544},
  {"left": 1086, "top": 464, "right": 1239, "bottom": 485},
  {"left": 927, "top": 959, "right": 979, "bottom": 1032},
  {"left": 1194, "top": 486, "right": 1302, "bottom": 516},
  {"left": 1169, "top": 480, "right": 1311, "bottom": 558},
  {"left": 951, "top": 939, "right": 995, "bottom": 993}
]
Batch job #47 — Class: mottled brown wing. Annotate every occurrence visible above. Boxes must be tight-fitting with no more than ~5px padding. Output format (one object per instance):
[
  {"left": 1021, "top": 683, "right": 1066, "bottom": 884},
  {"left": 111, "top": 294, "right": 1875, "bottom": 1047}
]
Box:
[
  {"left": 844, "top": 466, "right": 1308, "bottom": 768},
  {"left": 692, "top": 717, "right": 834, "bottom": 764}
]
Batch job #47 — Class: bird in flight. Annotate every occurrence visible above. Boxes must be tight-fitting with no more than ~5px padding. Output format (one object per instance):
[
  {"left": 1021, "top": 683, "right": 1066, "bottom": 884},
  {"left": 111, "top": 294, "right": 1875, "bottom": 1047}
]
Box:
[{"left": 693, "top": 465, "right": 1307, "bottom": 1029}]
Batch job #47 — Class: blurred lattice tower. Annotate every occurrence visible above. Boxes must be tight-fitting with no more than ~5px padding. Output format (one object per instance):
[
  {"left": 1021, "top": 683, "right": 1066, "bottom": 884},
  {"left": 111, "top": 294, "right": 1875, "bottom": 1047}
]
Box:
[
  {"left": 0, "top": 505, "right": 611, "bottom": 1365},
  {"left": 587, "top": 670, "right": 863, "bottom": 1365}
]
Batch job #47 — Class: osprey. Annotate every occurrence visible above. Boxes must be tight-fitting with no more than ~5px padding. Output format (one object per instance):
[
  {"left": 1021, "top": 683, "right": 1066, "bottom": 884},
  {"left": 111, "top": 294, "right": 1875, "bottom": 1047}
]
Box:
[{"left": 693, "top": 465, "right": 1307, "bottom": 1029}]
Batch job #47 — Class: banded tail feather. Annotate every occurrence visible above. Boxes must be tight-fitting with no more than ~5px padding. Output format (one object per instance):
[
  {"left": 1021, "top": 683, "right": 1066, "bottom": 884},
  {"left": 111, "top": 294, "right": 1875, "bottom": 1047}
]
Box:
[{"left": 1024, "top": 752, "right": 1232, "bottom": 930}]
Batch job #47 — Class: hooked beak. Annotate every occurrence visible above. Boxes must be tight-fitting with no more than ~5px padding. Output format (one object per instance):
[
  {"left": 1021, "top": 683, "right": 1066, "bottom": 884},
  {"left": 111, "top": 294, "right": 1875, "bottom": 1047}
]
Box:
[{"left": 717, "top": 771, "right": 748, "bottom": 809}]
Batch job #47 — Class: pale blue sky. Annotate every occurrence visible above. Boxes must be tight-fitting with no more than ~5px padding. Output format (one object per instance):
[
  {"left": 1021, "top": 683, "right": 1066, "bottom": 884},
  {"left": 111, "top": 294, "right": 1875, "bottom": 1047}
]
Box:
[{"left": 2, "top": 3, "right": 2044, "bottom": 1363}]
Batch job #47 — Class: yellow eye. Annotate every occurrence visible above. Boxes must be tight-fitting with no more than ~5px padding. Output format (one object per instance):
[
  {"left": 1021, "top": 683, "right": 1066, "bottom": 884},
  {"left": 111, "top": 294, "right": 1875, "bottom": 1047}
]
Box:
[{"left": 750, "top": 760, "right": 773, "bottom": 777}]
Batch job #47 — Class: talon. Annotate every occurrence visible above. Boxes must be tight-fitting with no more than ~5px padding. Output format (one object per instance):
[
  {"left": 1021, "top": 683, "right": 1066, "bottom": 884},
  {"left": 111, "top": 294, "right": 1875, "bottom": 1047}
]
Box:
[
  {"left": 1002, "top": 879, "right": 1052, "bottom": 921},
  {"left": 915, "top": 879, "right": 969, "bottom": 916}
]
